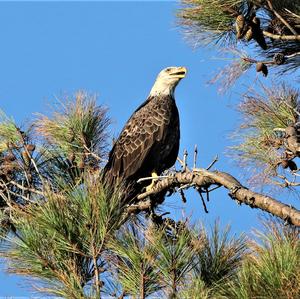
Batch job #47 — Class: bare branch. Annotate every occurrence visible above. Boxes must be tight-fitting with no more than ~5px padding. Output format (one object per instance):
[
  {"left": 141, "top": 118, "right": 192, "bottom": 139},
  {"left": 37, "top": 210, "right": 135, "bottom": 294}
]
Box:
[
  {"left": 137, "top": 175, "right": 170, "bottom": 184},
  {"left": 195, "top": 187, "right": 209, "bottom": 213},
  {"left": 83, "top": 144, "right": 107, "bottom": 162},
  {"left": 136, "top": 169, "right": 300, "bottom": 226},
  {"left": 3, "top": 180, "right": 44, "bottom": 196},
  {"left": 179, "top": 189, "right": 187, "bottom": 203},
  {"left": 286, "top": 52, "right": 300, "bottom": 59},
  {"left": 177, "top": 156, "right": 191, "bottom": 172},
  {"left": 206, "top": 155, "right": 219, "bottom": 170},
  {"left": 263, "top": 31, "right": 300, "bottom": 41},
  {"left": 183, "top": 149, "right": 188, "bottom": 172},
  {"left": 193, "top": 145, "right": 198, "bottom": 169}
]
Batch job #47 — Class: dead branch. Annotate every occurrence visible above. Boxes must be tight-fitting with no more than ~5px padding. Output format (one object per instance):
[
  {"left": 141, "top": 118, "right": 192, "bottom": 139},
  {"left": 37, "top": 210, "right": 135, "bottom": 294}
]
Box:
[
  {"left": 263, "top": 31, "right": 300, "bottom": 41},
  {"left": 206, "top": 155, "right": 218, "bottom": 170},
  {"left": 193, "top": 145, "right": 198, "bottom": 169},
  {"left": 1, "top": 180, "right": 44, "bottom": 196},
  {"left": 136, "top": 169, "right": 300, "bottom": 226},
  {"left": 195, "top": 187, "right": 209, "bottom": 213}
]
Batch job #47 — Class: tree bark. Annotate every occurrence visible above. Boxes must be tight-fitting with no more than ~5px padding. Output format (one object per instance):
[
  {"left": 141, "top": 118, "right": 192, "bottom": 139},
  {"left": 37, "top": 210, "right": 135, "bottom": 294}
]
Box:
[{"left": 132, "top": 169, "right": 300, "bottom": 226}]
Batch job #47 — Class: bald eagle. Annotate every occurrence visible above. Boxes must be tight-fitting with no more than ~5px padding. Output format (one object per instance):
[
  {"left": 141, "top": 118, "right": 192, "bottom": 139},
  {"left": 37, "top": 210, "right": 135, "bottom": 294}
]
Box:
[{"left": 103, "top": 66, "right": 187, "bottom": 202}]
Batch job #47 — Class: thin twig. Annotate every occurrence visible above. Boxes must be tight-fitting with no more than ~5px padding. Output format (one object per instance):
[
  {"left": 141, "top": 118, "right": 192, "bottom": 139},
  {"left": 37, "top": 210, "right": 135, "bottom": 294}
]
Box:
[
  {"left": 137, "top": 175, "right": 170, "bottom": 183},
  {"left": 284, "top": 8, "right": 300, "bottom": 20},
  {"left": 206, "top": 155, "right": 218, "bottom": 170},
  {"left": 193, "top": 145, "right": 198, "bottom": 169},
  {"left": 286, "top": 52, "right": 300, "bottom": 59},
  {"left": 21, "top": 179, "right": 25, "bottom": 197},
  {"left": 207, "top": 185, "right": 222, "bottom": 192},
  {"left": 276, "top": 174, "right": 300, "bottom": 187},
  {"left": 0, "top": 190, "right": 14, "bottom": 210},
  {"left": 263, "top": 30, "right": 300, "bottom": 41},
  {"left": 196, "top": 187, "right": 209, "bottom": 213},
  {"left": 266, "top": 0, "right": 297, "bottom": 35},
  {"left": 177, "top": 157, "right": 191, "bottom": 172},
  {"left": 5, "top": 189, "right": 37, "bottom": 204},
  {"left": 183, "top": 149, "right": 188, "bottom": 172},
  {"left": 273, "top": 128, "right": 286, "bottom": 132},
  {"left": 4, "top": 180, "right": 44, "bottom": 196},
  {"left": 179, "top": 189, "right": 187, "bottom": 203},
  {"left": 92, "top": 247, "right": 101, "bottom": 296},
  {"left": 18, "top": 129, "right": 44, "bottom": 185},
  {"left": 282, "top": 101, "right": 300, "bottom": 117},
  {"left": 29, "top": 155, "right": 43, "bottom": 185},
  {"left": 205, "top": 188, "right": 210, "bottom": 202},
  {"left": 178, "top": 183, "right": 195, "bottom": 191},
  {"left": 83, "top": 145, "right": 107, "bottom": 162}
]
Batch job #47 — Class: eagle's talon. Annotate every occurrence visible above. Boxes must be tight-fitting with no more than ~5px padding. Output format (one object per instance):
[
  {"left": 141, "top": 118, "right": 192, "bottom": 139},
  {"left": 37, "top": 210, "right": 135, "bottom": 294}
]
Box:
[{"left": 145, "top": 171, "right": 159, "bottom": 192}]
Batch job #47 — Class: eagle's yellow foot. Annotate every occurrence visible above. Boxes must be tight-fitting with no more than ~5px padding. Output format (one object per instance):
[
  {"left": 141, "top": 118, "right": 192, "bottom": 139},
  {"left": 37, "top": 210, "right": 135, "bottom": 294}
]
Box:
[{"left": 146, "top": 172, "right": 159, "bottom": 192}]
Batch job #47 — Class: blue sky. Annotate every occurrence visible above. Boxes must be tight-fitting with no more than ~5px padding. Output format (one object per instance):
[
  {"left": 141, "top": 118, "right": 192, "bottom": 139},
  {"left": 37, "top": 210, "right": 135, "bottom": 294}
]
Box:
[{"left": 0, "top": 1, "right": 298, "bottom": 296}]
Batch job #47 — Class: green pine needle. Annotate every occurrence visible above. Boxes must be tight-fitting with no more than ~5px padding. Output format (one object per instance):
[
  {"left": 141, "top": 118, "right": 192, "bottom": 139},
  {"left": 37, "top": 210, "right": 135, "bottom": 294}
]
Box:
[{"left": 0, "top": 179, "right": 125, "bottom": 297}]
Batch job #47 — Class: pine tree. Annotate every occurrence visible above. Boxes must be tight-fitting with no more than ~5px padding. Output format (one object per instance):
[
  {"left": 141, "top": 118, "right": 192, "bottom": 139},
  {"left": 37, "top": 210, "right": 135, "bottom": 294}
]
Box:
[{"left": 0, "top": 1, "right": 300, "bottom": 297}]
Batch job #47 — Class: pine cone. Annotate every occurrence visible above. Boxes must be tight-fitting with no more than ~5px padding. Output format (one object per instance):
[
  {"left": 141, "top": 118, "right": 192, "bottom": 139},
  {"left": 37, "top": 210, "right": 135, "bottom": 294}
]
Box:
[
  {"left": 22, "top": 151, "right": 31, "bottom": 166},
  {"left": 245, "top": 27, "right": 253, "bottom": 41},
  {"left": 256, "top": 62, "right": 264, "bottom": 72},
  {"left": 26, "top": 144, "right": 35, "bottom": 152},
  {"left": 281, "top": 159, "right": 289, "bottom": 169},
  {"left": 273, "top": 53, "right": 285, "bottom": 65},
  {"left": 236, "top": 15, "right": 245, "bottom": 39}
]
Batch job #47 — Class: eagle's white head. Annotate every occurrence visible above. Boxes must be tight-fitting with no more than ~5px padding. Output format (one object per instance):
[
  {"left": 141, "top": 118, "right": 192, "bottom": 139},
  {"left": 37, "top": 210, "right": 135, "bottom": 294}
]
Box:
[{"left": 150, "top": 66, "right": 187, "bottom": 97}]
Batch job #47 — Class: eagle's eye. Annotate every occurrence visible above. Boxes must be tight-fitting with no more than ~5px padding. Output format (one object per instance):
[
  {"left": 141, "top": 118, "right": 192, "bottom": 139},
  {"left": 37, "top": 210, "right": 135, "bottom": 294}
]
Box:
[{"left": 165, "top": 68, "right": 171, "bottom": 72}]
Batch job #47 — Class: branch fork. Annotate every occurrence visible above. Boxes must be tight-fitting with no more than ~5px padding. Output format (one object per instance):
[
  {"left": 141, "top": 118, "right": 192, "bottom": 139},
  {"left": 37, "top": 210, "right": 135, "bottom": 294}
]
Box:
[{"left": 130, "top": 150, "right": 300, "bottom": 226}]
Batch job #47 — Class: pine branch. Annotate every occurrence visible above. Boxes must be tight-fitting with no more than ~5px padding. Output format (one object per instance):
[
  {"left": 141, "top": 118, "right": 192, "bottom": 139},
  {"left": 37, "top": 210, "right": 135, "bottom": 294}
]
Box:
[
  {"left": 4, "top": 180, "right": 44, "bottom": 196},
  {"left": 263, "top": 30, "right": 300, "bottom": 41},
  {"left": 265, "top": 0, "right": 297, "bottom": 35},
  {"left": 177, "top": 0, "right": 300, "bottom": 75},
  {"left": 136, "top": 169, "right": 300, "bottom": 226}
]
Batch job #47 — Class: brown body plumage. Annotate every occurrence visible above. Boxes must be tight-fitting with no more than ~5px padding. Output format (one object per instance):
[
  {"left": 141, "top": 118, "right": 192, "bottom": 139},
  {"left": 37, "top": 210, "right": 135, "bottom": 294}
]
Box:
[{"left": 103, "top": 66, "right": 186, "bottom": 202}]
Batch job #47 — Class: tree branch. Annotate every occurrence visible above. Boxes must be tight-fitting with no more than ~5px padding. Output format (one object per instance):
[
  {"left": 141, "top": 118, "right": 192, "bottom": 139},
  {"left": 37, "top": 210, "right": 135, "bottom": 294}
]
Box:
[
  {"left": 266, "top": 0, "right": 297, "bottom": 35},
  {"left": 284, "top": 9, "right": 300, "bottom": 20},
  {"left": 263, "top": 31, "right": 300, "bottom": 41},
  {"left": 135, "top": 169, "right": 300, "bottom": 226},
  {"left": 3, "top": 180, "right": 44, "bottom": 196}
]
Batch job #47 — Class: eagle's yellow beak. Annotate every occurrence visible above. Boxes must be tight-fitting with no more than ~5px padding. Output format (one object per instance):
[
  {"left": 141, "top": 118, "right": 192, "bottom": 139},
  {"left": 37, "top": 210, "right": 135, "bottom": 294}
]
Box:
[{"left": 170, "top": 66, "right": 187, "bottom": 79}]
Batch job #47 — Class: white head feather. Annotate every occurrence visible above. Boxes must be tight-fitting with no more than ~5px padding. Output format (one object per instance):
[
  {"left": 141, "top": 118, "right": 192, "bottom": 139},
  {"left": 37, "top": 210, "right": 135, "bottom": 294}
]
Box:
[{"left": 149, "top": 66, "right": 187, "bottom": 97}]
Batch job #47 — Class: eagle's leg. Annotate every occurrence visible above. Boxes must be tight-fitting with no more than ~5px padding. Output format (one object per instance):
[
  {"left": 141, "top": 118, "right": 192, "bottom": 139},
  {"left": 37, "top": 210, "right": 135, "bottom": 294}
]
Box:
[{"left": 145, "top": 171, "right": 159, "bottom": 192}]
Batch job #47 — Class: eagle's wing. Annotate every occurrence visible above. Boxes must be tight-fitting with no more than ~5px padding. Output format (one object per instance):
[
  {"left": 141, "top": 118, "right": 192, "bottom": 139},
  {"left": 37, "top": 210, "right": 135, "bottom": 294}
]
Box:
[{"left": 104, "top": 98, "right": 169, "bottom": 184}]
